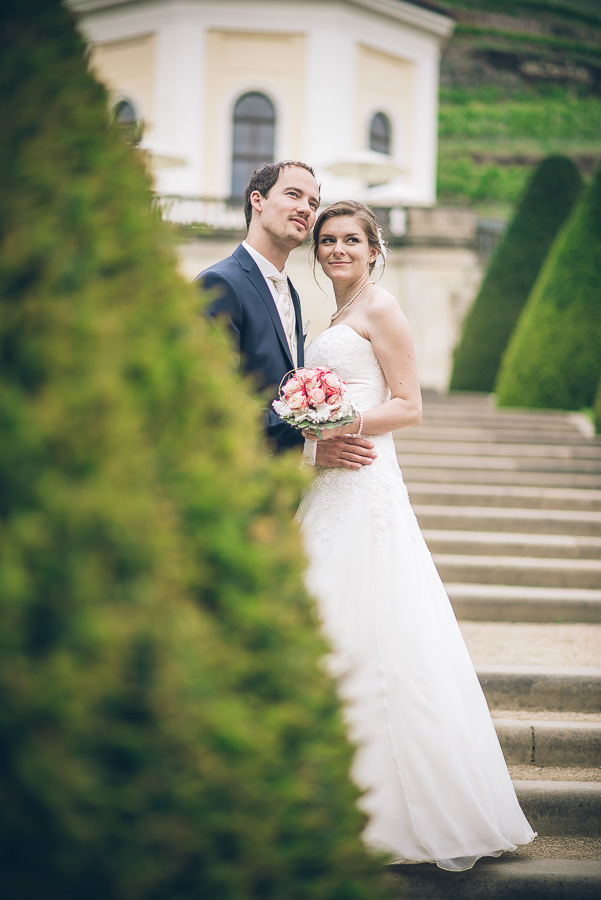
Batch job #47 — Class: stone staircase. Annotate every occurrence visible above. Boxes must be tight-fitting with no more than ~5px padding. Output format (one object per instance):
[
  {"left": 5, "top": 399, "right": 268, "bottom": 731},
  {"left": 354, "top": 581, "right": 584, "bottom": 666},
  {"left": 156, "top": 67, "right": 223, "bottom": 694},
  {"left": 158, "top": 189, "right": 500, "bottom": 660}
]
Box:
[{"left": 388, "top": 391, "right": 601, "bottom": 900}]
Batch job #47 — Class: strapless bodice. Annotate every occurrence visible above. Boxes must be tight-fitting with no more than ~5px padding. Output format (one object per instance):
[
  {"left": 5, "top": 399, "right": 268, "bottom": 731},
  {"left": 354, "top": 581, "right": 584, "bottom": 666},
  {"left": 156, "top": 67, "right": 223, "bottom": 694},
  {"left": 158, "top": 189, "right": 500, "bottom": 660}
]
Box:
[
  {"left": 305, "top": 324, "right": 396, "bottom": 462},
  {"left": 305, "top": 325, "right": 391, "bottom": 413}
]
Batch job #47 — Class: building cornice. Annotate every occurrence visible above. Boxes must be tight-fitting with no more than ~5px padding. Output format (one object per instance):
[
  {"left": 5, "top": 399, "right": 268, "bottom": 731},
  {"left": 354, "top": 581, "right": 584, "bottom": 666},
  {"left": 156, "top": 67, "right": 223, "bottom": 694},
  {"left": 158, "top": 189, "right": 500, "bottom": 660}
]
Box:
[
  {"left": 67, "top": 0, "right": 454, "bottom": 39},
  {"left": 348, "top": 0, "right": 454, "bottom": 38}
]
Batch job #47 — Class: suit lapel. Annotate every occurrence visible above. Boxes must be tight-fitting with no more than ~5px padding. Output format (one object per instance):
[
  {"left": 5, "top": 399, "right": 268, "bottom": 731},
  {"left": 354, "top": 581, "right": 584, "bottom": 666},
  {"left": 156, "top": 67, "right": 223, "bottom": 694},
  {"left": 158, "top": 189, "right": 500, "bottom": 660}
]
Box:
[
  {"left": 234, "top": 244, "right": 300, "bottom": 370},
  {"left": 290, "top": 283, "right": 304, "bottom": 367}
]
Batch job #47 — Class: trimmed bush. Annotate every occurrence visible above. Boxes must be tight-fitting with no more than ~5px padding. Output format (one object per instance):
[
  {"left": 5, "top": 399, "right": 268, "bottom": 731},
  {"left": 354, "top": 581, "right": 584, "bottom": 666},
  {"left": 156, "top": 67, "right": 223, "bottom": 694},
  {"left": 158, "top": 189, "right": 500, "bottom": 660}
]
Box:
[
  {"left": 594, "top": 377, "right": 601, "bottom": 434},
  {"left": 495, "top": 161, "right": 601, "bottom": 410},
  {"left": 0, "top": 3, "right": 390, "bottom": 899},
  {"left": 449, "top": 155, "right": 582, "bottom": 392}
]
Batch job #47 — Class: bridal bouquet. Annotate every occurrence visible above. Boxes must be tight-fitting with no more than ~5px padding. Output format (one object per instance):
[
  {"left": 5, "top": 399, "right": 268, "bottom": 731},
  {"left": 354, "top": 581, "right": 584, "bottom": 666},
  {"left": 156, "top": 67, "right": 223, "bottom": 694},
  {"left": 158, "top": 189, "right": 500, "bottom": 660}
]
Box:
[{"left": 272, "top": 367, "right": 357, "bottom": 439}]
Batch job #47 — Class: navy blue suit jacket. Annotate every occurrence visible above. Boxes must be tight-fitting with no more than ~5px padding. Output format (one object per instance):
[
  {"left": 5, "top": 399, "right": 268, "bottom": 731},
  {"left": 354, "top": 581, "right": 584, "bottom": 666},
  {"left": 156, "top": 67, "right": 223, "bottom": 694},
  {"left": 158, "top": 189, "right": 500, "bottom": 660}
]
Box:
[{"left": 197, "top": 244, "right": 305, "bottom": 452}]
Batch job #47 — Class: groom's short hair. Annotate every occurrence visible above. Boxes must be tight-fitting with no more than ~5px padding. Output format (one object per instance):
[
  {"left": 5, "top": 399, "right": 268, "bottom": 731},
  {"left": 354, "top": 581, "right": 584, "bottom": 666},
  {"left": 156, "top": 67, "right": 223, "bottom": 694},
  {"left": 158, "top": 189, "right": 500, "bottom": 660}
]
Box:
[{"left": 243, "top": 160, "right": 317, "bottom": 228}]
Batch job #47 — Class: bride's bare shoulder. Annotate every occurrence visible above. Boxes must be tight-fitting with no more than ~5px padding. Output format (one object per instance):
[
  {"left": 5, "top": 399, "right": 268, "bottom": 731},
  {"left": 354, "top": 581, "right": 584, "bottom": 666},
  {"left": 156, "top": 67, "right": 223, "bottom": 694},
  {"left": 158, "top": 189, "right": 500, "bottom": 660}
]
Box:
[{"left": 365, "top": 285, "right": 410, "bottom": 330}]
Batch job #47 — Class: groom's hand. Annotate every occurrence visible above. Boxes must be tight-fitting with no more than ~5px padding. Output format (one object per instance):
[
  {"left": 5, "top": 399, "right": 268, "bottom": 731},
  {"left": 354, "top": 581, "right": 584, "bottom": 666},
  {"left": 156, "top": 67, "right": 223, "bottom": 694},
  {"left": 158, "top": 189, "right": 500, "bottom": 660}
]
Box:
[{"left": 315, "top": 437, "right": 377, "bottom": 470}]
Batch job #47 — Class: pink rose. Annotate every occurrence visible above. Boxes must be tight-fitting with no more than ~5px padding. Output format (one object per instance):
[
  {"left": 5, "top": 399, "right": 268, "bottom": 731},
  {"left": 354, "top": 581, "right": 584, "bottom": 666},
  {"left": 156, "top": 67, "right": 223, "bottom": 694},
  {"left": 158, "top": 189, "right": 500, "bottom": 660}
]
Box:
[
  {"left": 307, "top": 386, "right": 326, "bottom": 405},
  {"left": 288, "top": 391, "right": 307, "bottom": 410},
  {"left": 324, "top": 372, "right": 344, "bottom": 392},
  {"left": 283, "top": 376, "right": 302, "bottom": 396},
  {"left": 326, "top": 395, "right": 342, "bottom": 408}
]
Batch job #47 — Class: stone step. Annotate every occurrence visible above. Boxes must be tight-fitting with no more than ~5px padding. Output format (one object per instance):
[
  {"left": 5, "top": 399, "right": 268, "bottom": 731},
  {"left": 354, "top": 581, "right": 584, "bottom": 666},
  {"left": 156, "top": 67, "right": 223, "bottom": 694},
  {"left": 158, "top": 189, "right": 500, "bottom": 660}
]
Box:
[
  {"left": 508, "top": 764, "right": 601, "bottom": 783},
  {"left": 476, "top": 665, "right": 601, "bottom": 713},
  {"left": 419, "top": 410, "right": 590, "bottom": 429},
  {"left": 461, "top": 621, "right": 601, "bottom": 670},
  {"left": 414, "top": 505, "right": 601, "bottom": 537},
  {"left": 398, "top": 452, "right": 601, "bottom": 474},
  {"left": 436, "top": 555, "right": 601, "bottom": 591},
  {"left": 409, "top": 482, "right": 601, "bottom": 511},
  {"left": 386, "top": 857, "right": 601, "bottom": 900},
  {"left": 400, "top": 425, "right": 600, "bottom": 446},
  {"left": 420, "top": 394, "right": 588, "bottom": 419},
  {"left": 494, "top": 717, "right": 601, "bottom": 767},
  {"left": 424, "top": 529, "right": 601, "bottom": 560},
  {"left": 402, "top": 466, "right": 601, "bottom": 489},
  {"left": 448, "top": 583, "right": 601, "bottom": 623},
  {"left": 419, "top": 408, "right": 588, "bottom": 431},
  {"left": 396, "top": 439, "right": 601, "bottom": 460},
  {"left": 514, "top": 781, "right": 601, "bottom": 837}
]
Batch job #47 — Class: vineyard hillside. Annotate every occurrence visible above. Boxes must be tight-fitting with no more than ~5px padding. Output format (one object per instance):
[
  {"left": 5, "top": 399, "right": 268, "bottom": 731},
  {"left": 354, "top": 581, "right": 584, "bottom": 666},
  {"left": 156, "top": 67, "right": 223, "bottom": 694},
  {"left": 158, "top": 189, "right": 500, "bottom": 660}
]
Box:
[{"left": 434, "top": 0, "right": 601, "bottom": 216}]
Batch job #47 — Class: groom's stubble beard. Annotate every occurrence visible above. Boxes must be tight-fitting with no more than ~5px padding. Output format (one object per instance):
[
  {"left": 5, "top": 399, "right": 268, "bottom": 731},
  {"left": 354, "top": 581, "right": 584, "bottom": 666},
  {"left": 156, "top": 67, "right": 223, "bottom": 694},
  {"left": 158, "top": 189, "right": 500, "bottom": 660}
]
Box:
[{"left": 270, "top": 221, "right": 311, "bottom": 259}]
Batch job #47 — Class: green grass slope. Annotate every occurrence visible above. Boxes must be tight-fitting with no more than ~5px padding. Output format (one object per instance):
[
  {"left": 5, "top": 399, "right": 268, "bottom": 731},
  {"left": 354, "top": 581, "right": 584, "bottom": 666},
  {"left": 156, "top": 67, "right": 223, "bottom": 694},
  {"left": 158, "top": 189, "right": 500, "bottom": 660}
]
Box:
[{"left": 436, "top": 0, "right": 601, "bottom": 216}]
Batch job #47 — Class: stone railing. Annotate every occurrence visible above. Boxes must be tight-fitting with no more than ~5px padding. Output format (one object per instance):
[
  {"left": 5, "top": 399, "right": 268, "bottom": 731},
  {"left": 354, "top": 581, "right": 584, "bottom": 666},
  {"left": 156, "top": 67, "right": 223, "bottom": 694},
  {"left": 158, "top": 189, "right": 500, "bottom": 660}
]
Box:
[
  {"left": 155, "top": 195, "right": 246, "bottom": 231},
  {"left": 155, "top": 194, "right": 504, "bottom": 256}
]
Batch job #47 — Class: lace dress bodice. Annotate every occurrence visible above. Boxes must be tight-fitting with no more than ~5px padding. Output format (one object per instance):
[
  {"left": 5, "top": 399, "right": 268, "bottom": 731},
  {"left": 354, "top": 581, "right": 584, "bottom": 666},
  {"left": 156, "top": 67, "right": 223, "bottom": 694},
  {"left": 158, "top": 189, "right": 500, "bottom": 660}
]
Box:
[
  {"left": 302, "top": 325, "right": 419, "bottom": 542},
  {"left": 306, "top": 324, "right": 389, "bottom": 414}
]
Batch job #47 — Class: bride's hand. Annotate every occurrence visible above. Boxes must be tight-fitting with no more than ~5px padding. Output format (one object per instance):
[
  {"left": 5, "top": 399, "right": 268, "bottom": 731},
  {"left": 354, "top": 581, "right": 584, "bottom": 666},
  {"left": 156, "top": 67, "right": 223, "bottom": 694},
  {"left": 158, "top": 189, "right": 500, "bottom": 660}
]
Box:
[{"left": 302, "top": 422, "right": 359, "bottom": 442}]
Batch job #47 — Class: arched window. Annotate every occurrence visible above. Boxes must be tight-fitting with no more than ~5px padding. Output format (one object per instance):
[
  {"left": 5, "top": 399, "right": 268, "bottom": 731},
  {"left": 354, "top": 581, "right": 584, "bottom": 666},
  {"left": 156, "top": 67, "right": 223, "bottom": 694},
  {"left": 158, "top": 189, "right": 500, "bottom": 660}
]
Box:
[
  {"left": 112, "top": 98, "right": 141, "bottom": 145},
  {"left": 231, "top": 92, "right": 276, "bottom": 199},
  {"left": 369, "top": 111, "right": 391, "bottom": 155}
]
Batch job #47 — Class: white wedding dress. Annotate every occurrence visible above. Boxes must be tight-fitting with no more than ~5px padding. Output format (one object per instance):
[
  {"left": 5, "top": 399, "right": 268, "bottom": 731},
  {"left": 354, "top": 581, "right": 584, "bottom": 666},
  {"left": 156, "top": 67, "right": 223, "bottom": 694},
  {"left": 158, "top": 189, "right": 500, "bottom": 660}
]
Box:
[{"left": 297, "top": 325, "right": 536, "bottom": 871}]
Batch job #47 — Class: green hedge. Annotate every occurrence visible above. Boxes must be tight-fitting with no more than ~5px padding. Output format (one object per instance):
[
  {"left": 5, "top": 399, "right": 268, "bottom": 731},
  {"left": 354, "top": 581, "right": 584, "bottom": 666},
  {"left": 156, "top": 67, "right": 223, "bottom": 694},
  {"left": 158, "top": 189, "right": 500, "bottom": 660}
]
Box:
[
  {"left": 594, "top": 378, "right": 601, "bottom": 434},
  {"left": 449, "top": 155, "right": 582, "bottom": 392},
  {"left": 0, "top": 3, "right": 390, "bottom": 898},
  {"left": 495, "top": 161, "right": 601, "bottom": 409}
]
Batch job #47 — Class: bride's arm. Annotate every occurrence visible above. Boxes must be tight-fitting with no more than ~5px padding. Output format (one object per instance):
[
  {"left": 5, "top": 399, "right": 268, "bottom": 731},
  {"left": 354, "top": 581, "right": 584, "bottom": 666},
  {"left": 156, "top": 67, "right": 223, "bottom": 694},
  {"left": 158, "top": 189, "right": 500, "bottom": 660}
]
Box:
[{"left": 319, "top": 293, "right": 422, "bottom": 439}]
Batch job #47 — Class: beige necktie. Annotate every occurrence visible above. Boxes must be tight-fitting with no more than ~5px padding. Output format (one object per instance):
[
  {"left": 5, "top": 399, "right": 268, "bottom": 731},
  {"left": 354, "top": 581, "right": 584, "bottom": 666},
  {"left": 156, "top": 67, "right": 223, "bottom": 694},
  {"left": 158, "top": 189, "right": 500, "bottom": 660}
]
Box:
[{"left": 269, "top": 273, "right": 297, "bottom": 367}]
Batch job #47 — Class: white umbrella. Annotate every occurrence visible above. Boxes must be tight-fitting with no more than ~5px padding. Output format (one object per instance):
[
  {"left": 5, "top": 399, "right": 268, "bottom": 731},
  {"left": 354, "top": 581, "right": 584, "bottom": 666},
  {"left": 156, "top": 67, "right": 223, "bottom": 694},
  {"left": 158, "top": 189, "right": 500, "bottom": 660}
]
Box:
[
  {"left": 138, "top": 141, "right": 188, "bottom": 169},
  {"left": 323, "top": 150, "right": 406, "bottom": 185}
]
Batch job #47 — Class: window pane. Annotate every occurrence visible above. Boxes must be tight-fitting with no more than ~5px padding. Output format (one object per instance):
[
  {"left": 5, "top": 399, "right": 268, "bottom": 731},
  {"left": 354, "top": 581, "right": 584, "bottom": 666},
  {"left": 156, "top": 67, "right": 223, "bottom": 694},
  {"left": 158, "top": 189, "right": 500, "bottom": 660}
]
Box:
[
  {"left": 370, "top": 112, "right": 391, "bottom": 155},
  {"left": 112, "top": 99, "right": 140, "bottom": 145},
  {"left": 231, "top": 92, "right": 276, "bottom": 199}
]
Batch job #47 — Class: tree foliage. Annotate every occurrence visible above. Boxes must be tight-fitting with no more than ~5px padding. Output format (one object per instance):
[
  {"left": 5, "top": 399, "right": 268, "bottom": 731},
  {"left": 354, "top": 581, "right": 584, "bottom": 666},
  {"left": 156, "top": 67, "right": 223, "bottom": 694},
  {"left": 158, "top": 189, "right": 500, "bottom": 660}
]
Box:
[
  {"left": 449, "top": 155, "right": 582, "bottom": 392},
  {"left": 495, "top": 161, "right": 601, "bottom": 410},
  {"left": 0, "top": 2, "right": 389, "bottom": 898}
]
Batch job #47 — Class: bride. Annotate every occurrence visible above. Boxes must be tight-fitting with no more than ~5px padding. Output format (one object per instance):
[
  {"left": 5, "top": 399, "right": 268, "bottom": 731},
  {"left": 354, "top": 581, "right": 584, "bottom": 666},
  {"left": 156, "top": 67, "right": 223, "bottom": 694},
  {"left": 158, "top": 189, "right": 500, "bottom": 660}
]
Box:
[{"left": 297, "top": 200, "right": 536, "bottom": 871}]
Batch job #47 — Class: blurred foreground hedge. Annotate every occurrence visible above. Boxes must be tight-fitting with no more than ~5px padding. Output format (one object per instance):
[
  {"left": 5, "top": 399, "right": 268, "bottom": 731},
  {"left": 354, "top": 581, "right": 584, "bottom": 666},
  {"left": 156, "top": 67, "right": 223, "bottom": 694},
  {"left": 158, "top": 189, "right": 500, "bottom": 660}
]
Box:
[
  {"left": 450, "top": 156, "right": 582, "bottom": 393},
  {"left": 495, "top": 161, "right": 601, "bottom": 411},
  {"left": 0, "top": 2, "right": 389, "bottom": 898}
]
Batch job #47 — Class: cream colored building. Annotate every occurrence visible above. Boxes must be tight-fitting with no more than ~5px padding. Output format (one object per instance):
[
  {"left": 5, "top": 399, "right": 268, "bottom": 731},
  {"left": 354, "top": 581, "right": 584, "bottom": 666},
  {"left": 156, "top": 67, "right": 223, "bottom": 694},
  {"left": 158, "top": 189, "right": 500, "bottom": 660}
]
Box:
[{"left": 71, "top": 0, "right": 484, "bottom": 390}]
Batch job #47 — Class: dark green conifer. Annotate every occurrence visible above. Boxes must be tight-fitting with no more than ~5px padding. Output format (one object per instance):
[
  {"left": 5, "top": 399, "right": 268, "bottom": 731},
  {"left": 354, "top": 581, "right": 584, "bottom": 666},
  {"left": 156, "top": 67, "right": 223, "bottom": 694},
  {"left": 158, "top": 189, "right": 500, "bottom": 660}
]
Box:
[
  {"left": 450, "top": 156, "right": 582, "bottom": 392},
  {"left": 0, "top": 2, "right": 389, "bottom": 898},
  {"left": 495, "top": 162, "right": 601, "bottom": 410},
  {"left": 593, "top": 378, "right": 601, "bottom": 434}
]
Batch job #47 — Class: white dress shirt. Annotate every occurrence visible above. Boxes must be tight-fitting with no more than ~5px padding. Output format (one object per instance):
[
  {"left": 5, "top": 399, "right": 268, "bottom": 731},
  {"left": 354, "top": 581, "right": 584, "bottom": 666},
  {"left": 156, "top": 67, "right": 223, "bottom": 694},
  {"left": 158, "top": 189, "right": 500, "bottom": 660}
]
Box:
[{"left": 242, "top": 241, "right": 316, "bottom": 465}]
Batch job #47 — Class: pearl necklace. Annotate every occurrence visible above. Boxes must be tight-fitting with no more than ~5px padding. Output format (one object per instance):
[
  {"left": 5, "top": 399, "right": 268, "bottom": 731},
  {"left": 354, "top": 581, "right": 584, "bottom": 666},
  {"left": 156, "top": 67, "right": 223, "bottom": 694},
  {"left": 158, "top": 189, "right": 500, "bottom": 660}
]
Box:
[{"left": 330, "top": 280, "right": 375, "bottom": 322}]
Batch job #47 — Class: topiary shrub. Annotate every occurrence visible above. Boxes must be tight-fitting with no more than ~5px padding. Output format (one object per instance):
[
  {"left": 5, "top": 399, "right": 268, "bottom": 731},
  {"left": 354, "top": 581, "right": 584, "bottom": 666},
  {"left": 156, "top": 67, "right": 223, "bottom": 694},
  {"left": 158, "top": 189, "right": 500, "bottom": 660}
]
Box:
[
  {"left": 494, "top": 165, "right": 601, "bottom": 409},
  {"left": 593, "top": 377, "right": 601, "bottom": 434},
  {"left": 495, "top": 160, "right": 601, "bottom": 411},
  {"left": 0, "top": 2, "right": 390, "bottom": 898},
  {"left": 449, "top": 155, "right": 582, "bottom": 393}
]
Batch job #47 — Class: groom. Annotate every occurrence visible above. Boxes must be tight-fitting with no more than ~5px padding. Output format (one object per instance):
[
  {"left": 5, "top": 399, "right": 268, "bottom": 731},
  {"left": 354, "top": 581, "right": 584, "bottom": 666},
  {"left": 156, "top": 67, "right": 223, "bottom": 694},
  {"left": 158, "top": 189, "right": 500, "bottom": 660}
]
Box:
[{"left": 197, "top": 160, "right": 376, "bottom": 469}]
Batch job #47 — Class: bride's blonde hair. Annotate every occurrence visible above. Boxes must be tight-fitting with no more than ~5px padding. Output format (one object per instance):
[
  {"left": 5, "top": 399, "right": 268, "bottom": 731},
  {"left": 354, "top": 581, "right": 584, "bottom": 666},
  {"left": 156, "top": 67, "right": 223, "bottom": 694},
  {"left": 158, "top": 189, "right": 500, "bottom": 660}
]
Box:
[{"left": 312, "top": 200, "right": 386, "bottom": 275}]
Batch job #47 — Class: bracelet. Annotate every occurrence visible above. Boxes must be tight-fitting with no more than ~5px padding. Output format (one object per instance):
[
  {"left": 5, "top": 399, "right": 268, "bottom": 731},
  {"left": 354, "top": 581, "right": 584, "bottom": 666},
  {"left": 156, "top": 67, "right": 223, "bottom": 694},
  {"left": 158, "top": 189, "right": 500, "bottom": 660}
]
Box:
[{"left": 356, "top": 410, "right": 363, "bottom": 437}]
